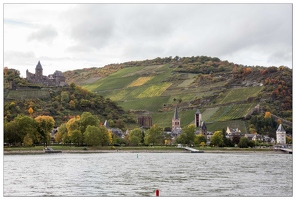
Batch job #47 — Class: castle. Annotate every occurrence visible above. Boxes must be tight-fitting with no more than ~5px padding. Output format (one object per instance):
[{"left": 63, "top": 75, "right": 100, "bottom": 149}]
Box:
[{"left": 26, "top": 61, "right": 67, "bottom": 87}]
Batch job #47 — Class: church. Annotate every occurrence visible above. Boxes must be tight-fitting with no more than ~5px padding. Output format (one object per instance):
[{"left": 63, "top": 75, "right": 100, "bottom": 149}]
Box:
[
  {"left": 171, "top": 106, "right": 207, "bottom": 137},
  {"left": 26, "top": 61, "right": 67, "bottom": 87}
]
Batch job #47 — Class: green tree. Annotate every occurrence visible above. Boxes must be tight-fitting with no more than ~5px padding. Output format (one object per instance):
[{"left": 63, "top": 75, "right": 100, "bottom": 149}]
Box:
[
  {"left": 178, "top": 124, "right": 196, "bottom": 146},
  {"left": 79, "top": 112, "right": 99, "bottom": 134},
  {"left": 71, "top": 130, "right": 83, "bottom": 146},
  {"left": 7, "top": 115, "right": 38, "bottom": 145},
  {"left": 35, "top": 115, "right": 55, "bottom": 147},
  {"left": 84, "top": 126, "right": 101, "bottom": 146},
  {"left": 210, "top": 131, "right": 224, "bottom": 147},
  {"left": 194, "top": 133, "right": 207, "bottom": 146},
  {"left": 144, "top": 125, "right": 164, "bottom": 146},
  {"left": 129, "top": 128, "right": 143, "bottom": 145},
  {"left": 84, "top": 125, "right": 111, "bottom": 146},
  {"left": 61, "top": 91, "right": 69, "bottom": 103},
  {"left": 238, "top": 137, "right": 249, "bottom": 148},
  {"left": 55, "top": 123, "right": 67, "bottom": 144},
  {"left": 4, "top": 120, "right": 19, "bottom": 145}
]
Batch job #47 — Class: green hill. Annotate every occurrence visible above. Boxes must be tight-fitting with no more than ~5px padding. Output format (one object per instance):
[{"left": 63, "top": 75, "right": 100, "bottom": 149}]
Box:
[
  {"left": 4, "top": 56, "right": 292, "bottom": 136},
  {"left": 62, "top": 56, "right": 291, "bottom": 135}
]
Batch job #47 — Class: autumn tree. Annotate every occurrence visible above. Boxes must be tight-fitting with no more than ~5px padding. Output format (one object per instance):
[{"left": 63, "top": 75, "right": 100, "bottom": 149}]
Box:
[
  {"left": 28, "top": 107, "right": 34, "bottom": 117},
  {"left": 23, "top": 134, "right": 33, "bottom": 146},
  {"left": 210, "top": 131, "right": 224, "bottom": 147},
  {"left": 35, "top": 116, "right": 55, "bottom": 147},
  {"left": 66, "top": 117, "right": 80, "bottom": 137},
  {"left": 194, "top": 133, "right": 207, "bottom": 146}
]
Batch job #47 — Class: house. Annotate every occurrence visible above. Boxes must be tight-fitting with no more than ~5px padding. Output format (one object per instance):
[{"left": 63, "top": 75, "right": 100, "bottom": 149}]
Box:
[{"left": 245, "top": 134, "right": 256, "bottom": 141}]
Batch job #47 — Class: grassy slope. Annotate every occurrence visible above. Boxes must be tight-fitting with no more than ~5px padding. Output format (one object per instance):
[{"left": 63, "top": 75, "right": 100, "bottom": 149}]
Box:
[{"left": 80, "top": 64, "right": 265, "bottom": 133}]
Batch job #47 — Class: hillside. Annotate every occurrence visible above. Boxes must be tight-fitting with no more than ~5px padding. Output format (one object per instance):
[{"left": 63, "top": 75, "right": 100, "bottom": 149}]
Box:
[
  {"left": 3, "top": 69, "right": 136, "bottom": 128},
  {"left": 63, "top": 56, "right": 292, "bottom": 136}
]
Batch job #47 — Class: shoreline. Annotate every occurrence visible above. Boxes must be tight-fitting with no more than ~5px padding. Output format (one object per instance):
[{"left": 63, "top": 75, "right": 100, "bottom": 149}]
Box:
[{"left": 3, "top": 149, "right": 285, "bottom": 155}]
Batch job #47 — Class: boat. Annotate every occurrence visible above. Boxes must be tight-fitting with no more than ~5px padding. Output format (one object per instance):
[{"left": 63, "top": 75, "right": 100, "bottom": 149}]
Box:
[{"left": 44, "top": 147, "right": 62, "bottom": 153}]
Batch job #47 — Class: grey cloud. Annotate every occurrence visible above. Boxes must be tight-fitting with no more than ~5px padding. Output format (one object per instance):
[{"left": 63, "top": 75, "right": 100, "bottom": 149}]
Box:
[
  {"left": 27, "top": 25, "right": 58, "bottom": 43},
  {"left": 62, "top": 4, "right": 291, "bottom": 67}
]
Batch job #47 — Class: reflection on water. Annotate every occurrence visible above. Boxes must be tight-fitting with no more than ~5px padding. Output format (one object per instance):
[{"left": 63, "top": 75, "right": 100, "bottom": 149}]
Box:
[{"left": 3, "top": 152, "right": 292, "bottom": 197}]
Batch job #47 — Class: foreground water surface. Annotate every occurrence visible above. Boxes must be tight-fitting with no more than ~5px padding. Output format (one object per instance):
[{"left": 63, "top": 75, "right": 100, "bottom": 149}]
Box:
[{"left": 3, "top": 152, "right": 293, "bottom": 197}]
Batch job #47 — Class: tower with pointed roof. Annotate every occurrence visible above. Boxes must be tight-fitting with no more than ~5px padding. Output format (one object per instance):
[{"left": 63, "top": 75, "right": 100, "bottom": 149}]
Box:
[
  {"left": 200, "top": 121, "right": 207, "bottom": 136},
  {"left": 35, "top": 61, "right": 43, "bottom": 82},
  {"left": 276, "top": 124, "right": 286, "bottom": 145},
  {"left": 172, "top": 106, "right": 181, "bottom": 135},
  {"left": 195, "top": 109, "right": 201, "bottom": 127}
]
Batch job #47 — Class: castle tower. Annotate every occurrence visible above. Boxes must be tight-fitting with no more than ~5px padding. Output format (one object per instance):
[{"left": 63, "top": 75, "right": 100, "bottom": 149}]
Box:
[
  {"left": 172, "top": 106, "right": 181, "bottom": 134},
  {"left": 35, "top": 61, "right": 43, "bottom": 82},
  {"left": 200, "top": 121, "right": 207, "bottom": 136},
  {"left": 195, "top": 109, "right": 201, "bottom": 127},
  {"left": 276, "top": 124, "right": 286, "bottom": 145}
]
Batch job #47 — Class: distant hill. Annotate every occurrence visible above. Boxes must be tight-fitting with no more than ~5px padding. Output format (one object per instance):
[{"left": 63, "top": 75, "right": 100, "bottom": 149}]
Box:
[{"left": 63, "top": 56, "right": 292, "bottom": 136}]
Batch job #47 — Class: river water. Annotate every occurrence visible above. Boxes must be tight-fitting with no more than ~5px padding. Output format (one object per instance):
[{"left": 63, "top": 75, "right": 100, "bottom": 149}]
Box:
[{"left": 3, "top": 152, "right": 293, "bottom": 197}]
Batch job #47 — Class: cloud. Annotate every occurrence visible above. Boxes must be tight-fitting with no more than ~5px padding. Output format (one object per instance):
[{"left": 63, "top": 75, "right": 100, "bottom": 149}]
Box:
[
  {"left": 3, "top": 3, "right": 293, "bottom": 75},
  {"left": 27, "top": 25, "right": 58, "bottom": 43}
]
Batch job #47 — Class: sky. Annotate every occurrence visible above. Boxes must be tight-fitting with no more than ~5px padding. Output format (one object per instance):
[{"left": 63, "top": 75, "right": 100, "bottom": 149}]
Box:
[{"left": 3, "top": 2, "right": 293, "bottom": 77}]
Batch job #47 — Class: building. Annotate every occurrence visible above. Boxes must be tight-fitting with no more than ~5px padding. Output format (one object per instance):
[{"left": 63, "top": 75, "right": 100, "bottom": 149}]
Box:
[
  {"left": 195, "top": 109, "right": 201, "bottom": 127},
  {"left": 276, "top": 124, "right": 286, "bottom": 145},
  {"left": 26, "top": 61, "right": 67, "bottom": 86},
  {"left": 172, "top": 106, "right": 182, "bottom": 136},
  {"left": 200, "top": 121, "right": 207, "bottom": 136},
  {"left": 138, "top": 116, "right": 152, "bottom": 129}
]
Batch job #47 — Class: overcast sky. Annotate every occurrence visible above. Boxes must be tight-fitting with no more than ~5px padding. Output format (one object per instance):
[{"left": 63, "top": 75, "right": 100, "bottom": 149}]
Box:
[{"left": 3, "top": 3, "right": 293, "bottom": 77}]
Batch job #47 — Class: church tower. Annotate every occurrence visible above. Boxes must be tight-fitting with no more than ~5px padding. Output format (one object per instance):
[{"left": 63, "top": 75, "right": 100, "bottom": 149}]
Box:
[
  {"left": 172, "top": 106, "right": 181, "bottom": 134},
  {"left": 35, "top": 61, "right": 43, "bottom": 82},
  {"left": 195, "top": 109, "right": 201, "bottom": 127},
  {"left": 200, "top": 121, "right": 207, "bottom": 136}
]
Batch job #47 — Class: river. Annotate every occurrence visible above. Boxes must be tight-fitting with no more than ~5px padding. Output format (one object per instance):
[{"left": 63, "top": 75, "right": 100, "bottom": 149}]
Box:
[{"left": 3, "top": 152, "right": 293, "bottom": 197}]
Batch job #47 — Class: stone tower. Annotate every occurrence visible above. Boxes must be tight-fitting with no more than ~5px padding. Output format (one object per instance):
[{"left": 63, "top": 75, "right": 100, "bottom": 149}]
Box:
[
  {"left": 195, "top": 109, "right": 201, "bottom": 127},
  {"left": 200, "top": 121, "right": 207, "bottom": 136},
  {"left": 35, "top": 61, "right": 43, "bottom": 82},
  {"left": 276, "top": 124, "right": 286, "bottom": 145}
]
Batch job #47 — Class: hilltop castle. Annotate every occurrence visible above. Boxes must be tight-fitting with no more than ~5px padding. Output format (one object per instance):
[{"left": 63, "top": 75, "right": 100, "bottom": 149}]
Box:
[{"left": 26, "top": 61, "right": 67, "bottom": 87}]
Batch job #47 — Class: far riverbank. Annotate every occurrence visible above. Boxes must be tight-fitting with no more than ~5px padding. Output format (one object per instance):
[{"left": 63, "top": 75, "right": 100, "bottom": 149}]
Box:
[{"left": 3, "top": 147, "right": 285, "bottom": 155}]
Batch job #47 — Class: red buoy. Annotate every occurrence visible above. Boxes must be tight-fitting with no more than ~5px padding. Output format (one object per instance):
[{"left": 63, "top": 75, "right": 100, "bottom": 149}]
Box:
[{"left": 156, "top": 189, "right": 159, "bottom": 196}]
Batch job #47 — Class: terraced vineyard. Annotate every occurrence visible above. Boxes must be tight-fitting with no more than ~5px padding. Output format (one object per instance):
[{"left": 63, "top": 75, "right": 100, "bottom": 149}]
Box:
[
  {"left": 206, "top": 103, "right": 257, "bottom": 122},
  {"left": 219, "top": 86, "right": 264, "bottom": 104},
  {"left": 79, "top": 63, "right": 270, "bottom": 133},
  {"left": 118, "top": 96, "right": 170, "bottom": 112}
]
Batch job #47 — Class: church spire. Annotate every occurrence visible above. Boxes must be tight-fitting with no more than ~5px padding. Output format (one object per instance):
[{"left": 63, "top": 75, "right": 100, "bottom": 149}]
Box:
[{"left": 173, "top": 106, "right": 179, "bottom": 119}]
